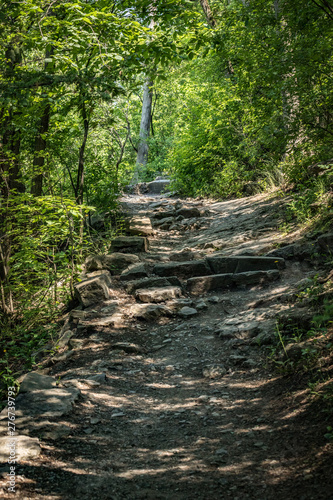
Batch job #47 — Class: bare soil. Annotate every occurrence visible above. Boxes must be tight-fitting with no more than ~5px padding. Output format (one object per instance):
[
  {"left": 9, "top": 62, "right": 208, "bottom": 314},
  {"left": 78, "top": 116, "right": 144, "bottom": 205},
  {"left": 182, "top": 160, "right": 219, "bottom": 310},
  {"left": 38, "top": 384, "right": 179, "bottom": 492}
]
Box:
[{"left": 1, "top": 192, "right": 332, "bottom": 500}]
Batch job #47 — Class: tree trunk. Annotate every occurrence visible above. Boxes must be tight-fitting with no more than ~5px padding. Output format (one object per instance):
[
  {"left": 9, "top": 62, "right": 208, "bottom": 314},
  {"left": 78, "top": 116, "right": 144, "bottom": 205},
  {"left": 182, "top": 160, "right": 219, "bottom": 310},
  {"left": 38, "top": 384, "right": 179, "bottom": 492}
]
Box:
[
  {"left": 76, "top": 101, "right": 89, "bottom": 205},
  {"left": 199, "top": 0, "right": 216, "bottom": 27},
  {"left": 31, "top": 46, "right": 54, "bottom": 196},
  {"left": 134, "top": 79, "right": 153, "bottom": 182},
  {"left": 31, "top": 103, "right": 50, "bottom": 196}
]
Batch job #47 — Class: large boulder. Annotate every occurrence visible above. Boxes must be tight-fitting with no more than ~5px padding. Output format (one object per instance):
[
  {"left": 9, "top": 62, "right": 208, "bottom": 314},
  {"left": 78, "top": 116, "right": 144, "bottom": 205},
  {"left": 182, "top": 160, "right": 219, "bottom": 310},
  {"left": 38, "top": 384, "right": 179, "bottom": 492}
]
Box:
[
  {"left": 110, "top": 236, "right": 149, "bottom": 253},
  {"left": 146, "top": 179, "right": 171, "bottom": 194}
]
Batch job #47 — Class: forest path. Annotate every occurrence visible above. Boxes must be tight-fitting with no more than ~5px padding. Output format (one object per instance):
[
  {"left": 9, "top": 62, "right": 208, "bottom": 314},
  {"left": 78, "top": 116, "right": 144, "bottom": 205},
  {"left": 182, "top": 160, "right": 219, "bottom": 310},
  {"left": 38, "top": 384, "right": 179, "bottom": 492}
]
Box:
[{"left": 1, "top": 191, "right": 332, "bottom": 499}]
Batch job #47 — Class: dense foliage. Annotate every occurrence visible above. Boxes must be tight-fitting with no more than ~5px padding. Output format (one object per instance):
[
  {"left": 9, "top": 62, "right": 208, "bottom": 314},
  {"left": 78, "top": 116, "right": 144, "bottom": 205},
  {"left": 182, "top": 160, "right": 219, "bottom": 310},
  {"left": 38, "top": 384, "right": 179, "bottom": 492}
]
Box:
[{"left": 1, "top": 0, "right": 332, "bottom": 384}]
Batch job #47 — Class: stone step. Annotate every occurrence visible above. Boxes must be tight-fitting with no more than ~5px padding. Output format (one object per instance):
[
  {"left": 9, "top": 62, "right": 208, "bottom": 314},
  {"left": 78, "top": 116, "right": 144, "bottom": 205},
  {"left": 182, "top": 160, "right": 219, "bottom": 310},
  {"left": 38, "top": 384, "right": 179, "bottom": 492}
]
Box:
[
  {"left": 119, "top": 263, "right": 149, "bottom": 281},
  {"left": 187, "top": 270, "right": 280, "bottom": 295},
  {"left": 110, "top": 236, "right": 149, "bottom": 253},
  {"left": 125, "top": 276, "right": 182, "bottom": 294},
  {"left": 128, "top": 216, "right": 154, "bottom": 236},
  {"left": 153, "top": 259, "right": 211, "bottom": 279},
  {"left": 135, "top": 286, "right": 183, "bottom": 303},
  {"left": 85, "top": 253, "right": 140, "bottom": 274},
  {"left": 206, "top": 255, "right": 285, "bottom": 274},
  {"left": 74, "top": 272, "right": 111, "bottom": 307}
]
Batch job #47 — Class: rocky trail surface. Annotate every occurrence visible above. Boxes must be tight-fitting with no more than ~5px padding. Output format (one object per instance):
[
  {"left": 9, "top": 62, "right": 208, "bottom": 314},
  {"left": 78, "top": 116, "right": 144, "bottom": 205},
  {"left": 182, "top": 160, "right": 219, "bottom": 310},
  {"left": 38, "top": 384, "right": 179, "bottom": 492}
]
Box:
[{"left": 1, "top": 191, "right": 332, "bottom": 499}]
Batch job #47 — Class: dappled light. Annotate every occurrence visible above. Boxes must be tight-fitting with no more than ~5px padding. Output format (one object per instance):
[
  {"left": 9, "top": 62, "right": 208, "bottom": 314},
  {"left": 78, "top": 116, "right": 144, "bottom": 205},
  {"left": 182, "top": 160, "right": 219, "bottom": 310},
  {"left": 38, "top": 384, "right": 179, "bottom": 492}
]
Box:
[{"left": 1, "top": 0, "right": 333, "bottom": 498}]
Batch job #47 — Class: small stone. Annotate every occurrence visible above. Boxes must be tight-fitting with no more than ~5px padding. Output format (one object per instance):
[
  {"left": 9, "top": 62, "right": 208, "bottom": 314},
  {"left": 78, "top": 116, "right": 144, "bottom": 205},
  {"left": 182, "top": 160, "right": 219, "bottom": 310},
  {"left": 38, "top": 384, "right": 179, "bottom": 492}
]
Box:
[
  {"left": 90, "top": 417, "right": 100, "bottom": 425},
  {"left": 111, "top": 342, "right": 144, "bottom": 354},
  {"left": 229, "top": 355, "right": 247, "bottom": 365},
  {"left": 111, "top": 411, "right": 125, "bottom": 418},
  {"left": 196, "top": 299, "right": 208, "bottom": 311},
  {"left": 215, "top": 448, "right": 228, "bottom": 455},
  {"left": 202, "top": 365, "right": 227, "bottom": 379},
  {"left": 87, "top": 373, "right": 106, "bottom": 384},
  {"left": 208, "top": 296, "right": 220, "bottom": 303},
  {"left": 178, "top": 306, "right": 198, "bottom": 318},
  {"left": 197, "top": 395, "right": 209, "bottom": 401}
]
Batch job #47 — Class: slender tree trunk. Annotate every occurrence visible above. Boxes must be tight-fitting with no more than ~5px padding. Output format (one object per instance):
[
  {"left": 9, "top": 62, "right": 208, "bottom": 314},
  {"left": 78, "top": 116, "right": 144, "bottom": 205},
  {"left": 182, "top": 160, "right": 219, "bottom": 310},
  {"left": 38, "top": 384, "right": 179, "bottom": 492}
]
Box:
[
  {"left": 199, "top": 0, "right": 216, "bottom": 27},
  {"left": 133, "top": 8, "right": 155, "bottom": 184},
  {"left": 31, "top": 45, "right": 54, "bottom": 196},
  {"left": 76, "top": 101, "right": 89, "bottom": 205},
  {"left": 134, "top": 79, "right": 153, "bottom": 182},
  {"left": 0, "top": 45, "right": 23, "bottom": 314},
  {"left": 31, "top": 103, "right": 50, "bottom": 196}
]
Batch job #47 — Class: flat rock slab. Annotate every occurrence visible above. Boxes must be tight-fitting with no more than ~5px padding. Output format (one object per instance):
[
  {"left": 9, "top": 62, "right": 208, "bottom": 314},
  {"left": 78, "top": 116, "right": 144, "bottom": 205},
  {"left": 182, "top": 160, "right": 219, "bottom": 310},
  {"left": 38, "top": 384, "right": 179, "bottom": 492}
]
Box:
[
  {"left": 110, "top": 236, "right": 149, "bottom": 253},
  {"left": 119, "top": 263, "right": 149, "bottom": 281},
  {"left": 128, "top": 216, "right": 154, "bottom": 236},
  {"left": 232, "top": 270, "right": 280, "bottom": 286},
  {"left": 129, "top": 304, "right": 172, "bottom": 321},
  {"left": 0, "top": 420, "right": 72, "bottom": 441},
  {"left": 153, "top": 260, "right": 211, "bottom": 279},
  {"left": 19, "top": 372, "right": 58, "bottom": 393},
  {"left": 0, "top": 435, "right": 41, "bottom": 462},
  {"left": 74, "top": 274, "right": 111, "bottom": 307},
  {"left": 135, "top": 286, "right": 183, "bottom": 303},
  {"left": 206, "top": 255, "right": 285, "bottom": 274},
  {"left": 0, "top": 388, "right": 80, "bottom": 424},
  {"left": 85, "top": 253, "right": 140, "bottom": 273},
  {"left": 126, "top": 276, "right": 182, "bottom": 294},
  {"left": 187, "top": 270, "right": 280, "bottom": 295}
]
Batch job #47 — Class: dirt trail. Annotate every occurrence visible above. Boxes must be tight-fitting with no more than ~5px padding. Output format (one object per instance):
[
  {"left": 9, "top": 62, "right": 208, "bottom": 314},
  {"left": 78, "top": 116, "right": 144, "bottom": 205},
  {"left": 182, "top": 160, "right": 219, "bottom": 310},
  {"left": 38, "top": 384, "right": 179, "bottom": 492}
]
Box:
[{"left": 1, "top": 192, "right": 332, "bottom": 499}]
